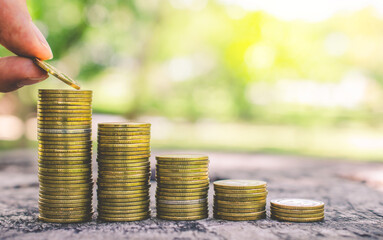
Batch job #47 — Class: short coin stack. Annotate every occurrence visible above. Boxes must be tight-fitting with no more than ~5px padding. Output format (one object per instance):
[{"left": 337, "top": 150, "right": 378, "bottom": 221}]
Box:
[
  {"left": 270, "top": 198, "right": 325, "bottom": 222},
  {"left": 37, "top": 89, "right": 93, "bottom": 223},
  {"left": 97, "top": 122, "right": 151, "bottom": 222},
  {"left": 213, "top": 180, "right": 267, "bottom": 221},
  {"left": 156, "top": 154, "right": 209, "bottom": 221}
]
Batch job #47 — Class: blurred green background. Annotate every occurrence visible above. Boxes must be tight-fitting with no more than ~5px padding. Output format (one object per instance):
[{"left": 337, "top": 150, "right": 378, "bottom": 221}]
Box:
[{"left": 2, "top": 0, "right": 383, "bottom": 161}]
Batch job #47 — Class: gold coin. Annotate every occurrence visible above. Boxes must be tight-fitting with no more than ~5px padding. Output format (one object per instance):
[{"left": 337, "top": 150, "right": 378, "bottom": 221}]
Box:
[
  {"left": 38, "top": 202, "right": 90, "bottom": 209},
  {"left": 156, "top": 191, "right": 207, "bottom": 198},
  {"left": 214, "top": 199, "right": 267, "bottom": 206},
  {"left": 157, "top": 183, "right": 209, "bottom": 189},
  {"left": 38, "top": 93, "right": 92, "bottom": 99},
  {"left": 156, "top": 164, "right": 208, "bottom": 169},
  {"left": 38, "top": 116, "right": 92, "bottom": 121},
  {"left": 156, "top": 198, "right": 207, "bottom": 205},
  {"left": 39, "top": 89, "right": 91, "bottom": 94},
  {"left": 98, "top": 143, "right": 150, "bottom": 148},
  {"left": 99, "top": 199, "right": 150, "bottom": 207},
  {"left": 156, "top": 154, "right": 208, "bottom": 161},
  {"left": 39, "top": 145, "right": 91, "bottom": 150},
  {"left": 38, "top": 132, "right": 91, "bottom": 138},
  {"left": 98, "top": 152, "right": 150, "bottom": 157},
  {"left": 38, "top": 173, "right": 91, "bottom": 180},
  {"left": 98, "top": 189, "right": 149, "bottom": 195},
  {"left": 98, "top": 173, "right": 149, "bottom": 179},
  {"left": 99, "top": 196, "right": 149, "bottom": 203},
  {"left": 213, "top": 179, "right": 267, "bottom": 190},
  {"left": 98, "top": 135, "right": 150, "bottom": 140},
  {"left": 214, "top": 210, "right": 265, "bottom": 217},
  {"left": 98, "top": 204, "right": 148, "bottom": 211},
  {"left": 39, "top": 129, "right": 91, "bottom": 134},
  {"left": 156, "top": 206, "right": 206, "bottom": 213},
  {"left": 98, "top": 147, "right": 150, "bottom": 152},
  {"left": 271, "top": 211, "right": 324, "bottom": 219},
  {"left": 214, "top": 201, "right": 266, "bottom": 209},
  {"left": 98, "top": 127, "right": 150, "bottom": 132},
  {"left": 157, "top": 210, "right": 207, "bottom": 217},
  {"left": 156, "top": 168, "right": 208, "bottom": 174},
  {"left": 38, "top": 101, "right": 91, "bottom": 106},
  {"left": 214, "top": 213, "right": 265, "bottom": 221},
  {"left": 271, "top": 214, "right": 324, "bottom": 222},
  {"left": 270, "top": 199, "right": 325, "bottom": 210},
  {"left": 215, "top": 195, "right": 267, "bottom": 202},
  {"left": 37, "top": 104, "right": 90, "bottom": 109},
  {"left": 39, "top": 156, "right": 91, "bottom": 161},
  {"left": 37, "top": 106, "right": 92, "bottom": 113},
  {"left": 156, "top": 202, "right": 207, "bottom": 209},
  {"left": 98, "top": 215, "right": 149, "bottom": 222},
  {"left": 39, "top": 185, "right": 92, "bottom": 191},
  {"left": 158, "top": 187, "right": 208, "bottom": 193},
  {"left": 97, "top": 179, "right": 149, "bottom": 185},
  {"left": 38, "top": 119, "right": 91, "bottom": 124},
  {"left": 38, "top": 160, "right": 90, "bottom": 165},
  {"left": 99, "top": 122, "right": 150, "bottom": 128},
  {"left": 39, "top": 205, "right": 92, "bottom": 211},
  {"left": 38, "top": 216, "right": 91, "bottom": 223},
  {"left": 214, "top": 206, "right": 265, "bottom": 213},
  {"left": 98, "top": 165, "right": 150, "bottom": 172},
  {"left": 214, "top": 188, "right": 267, "bottom": 194},
  {"left": 98, "top": 169, "right": 149, "bottom": 175},
  {"left": 39, "top": 209, "right": 92, "bottom": 216},
  {"left": 39, "top": 213, "right": 92, "bottom": 220},
  {"left": 156, "top": 179, "right": 209, "bottom": 185},
  {"left": 156, "top": 160, "right": 209, "bottom": 165},
  {"left": 38, "top": 114, "right": 92, "bottom": 119},
  {"left": 97, "top": 185, "right": 150, "bottom": 191},
  {"left": 39, "top": 193, "right": 92, "bottom": 200},
  {"left": 38, "top": 97, "right": 91, "bottom": 102},
  {"left": 38, "top": 152, "right": 91, "bottom": 157},
  {"left": 38, "top": 124, "right": 91, "bottom": 129},
  {"left": 214, "top": 191, "right": 267, "bottom": 198},
  {"left": 39, "top": 179, "right": 92, "bottom": 185},
  {"left": 98, "top": 182, "right": 150, "bottom": 188},
  {"left": 98, "top": 192, "right": 148, "bottom": 199},
  {"left": 98, "top": 139, "right": 150, "bottom": 144},
  {"left": 270, "top": 206, "right": 324, "bottom": 214},
  {"left": 157, "top": 214, "right": 207, "bottom": 221},
  {"left": 39, "top": 197, "right": 92, "bottom": 204},
  {"left": 98, "top": 131, "right": 150, "bottom": 136},
  {"left": 98, "top": 163, "right": 150, "bottom": 170},
  {"left": 98, "top": 208, "right": 149, "bottom": 214},
  {"left": 39, "top": 190, "right": 92, "bottom": 197},
  {"left": 156, "top": 176, "right": 208, "bottom": 181},
  {"left": 156, "top": 195, "right": 207, "bottom": 201},
  {"left": 39, "top": 140, "right": 91, "bottom": 145},
  {"left": 97, "top": 157, "right": 149, "bottom": 162},
  {"left": 156, "top": 171, "right": 208, "bottom": 176}
]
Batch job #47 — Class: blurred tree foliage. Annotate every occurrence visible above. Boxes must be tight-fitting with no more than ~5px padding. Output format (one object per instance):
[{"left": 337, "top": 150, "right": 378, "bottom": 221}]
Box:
[{"left": 1, "top": 0, "right": 383, "bottom": 127}]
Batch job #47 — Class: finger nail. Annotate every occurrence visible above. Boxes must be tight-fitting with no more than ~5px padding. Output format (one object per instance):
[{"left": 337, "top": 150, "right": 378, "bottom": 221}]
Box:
[{"left": 31, "top": 22, "right": 53, "bottom": 59}]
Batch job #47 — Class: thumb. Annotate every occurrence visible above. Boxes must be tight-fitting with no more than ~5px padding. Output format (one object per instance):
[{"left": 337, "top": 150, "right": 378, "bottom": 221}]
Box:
[{"left": 0, "top": 0, "right": 53, "bottom": 60}]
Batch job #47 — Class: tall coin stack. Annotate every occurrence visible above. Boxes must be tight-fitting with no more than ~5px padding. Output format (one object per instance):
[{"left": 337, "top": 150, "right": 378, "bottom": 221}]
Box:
[
  {"left": 97, "top": 122, "right": 151, "bottom": 222},
  {"left": 213, "top": 180, "right": 267, "bottom": 221},
  {"left": 270, "top": 198, "right": 325, "bottom": 222},
  {"left": 38, "top": 89, "right": 93, "bottom": 223},
  {"left": 156, "top": 154, "right": 209, "bottom": 221}
]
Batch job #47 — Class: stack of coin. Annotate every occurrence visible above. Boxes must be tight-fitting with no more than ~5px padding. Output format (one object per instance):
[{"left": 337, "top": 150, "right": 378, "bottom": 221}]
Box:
[
  {"left": 270, "top": 198, "right": 325, "bottom": 222},
  {"left": 97, "top": 122, "right": 151, "bottom": 222},
  {"left": 213, "top": 180, "right": 267, "bottom": 221},
  {"left": 155, "top": 154, "right": 209, "bottom": 221},
  {"left": 37, "top": 89, "right": 93, "bottom": 223}
]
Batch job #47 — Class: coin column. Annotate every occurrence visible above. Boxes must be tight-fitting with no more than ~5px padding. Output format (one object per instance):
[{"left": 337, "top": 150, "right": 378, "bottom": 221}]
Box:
[
  {"left": 213, "top": 180, "right": 267, "bottom": 221},
  {"left": 156, "top": 154, "right": 209, "bottom": 220},
  {"left": 37, "top": 89, "right": 93, "bottom": 223},
  {"left": 97, "top": 122, "right": 151, "bottom": 222},
  {"left": 270, "top": 198, "right": 325, "bottom": 222}
]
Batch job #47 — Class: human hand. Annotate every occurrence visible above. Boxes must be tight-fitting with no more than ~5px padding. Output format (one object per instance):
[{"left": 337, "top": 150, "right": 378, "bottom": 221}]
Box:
[{"left": 0, "top": 0, "right": 53, "bottom": 93}]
